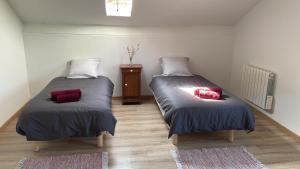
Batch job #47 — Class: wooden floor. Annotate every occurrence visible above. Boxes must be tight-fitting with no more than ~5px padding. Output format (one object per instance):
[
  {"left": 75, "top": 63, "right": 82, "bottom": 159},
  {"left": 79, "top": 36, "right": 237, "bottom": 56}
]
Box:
[{"left": 1, "top": 99, "right": 300, "bottom": 169}]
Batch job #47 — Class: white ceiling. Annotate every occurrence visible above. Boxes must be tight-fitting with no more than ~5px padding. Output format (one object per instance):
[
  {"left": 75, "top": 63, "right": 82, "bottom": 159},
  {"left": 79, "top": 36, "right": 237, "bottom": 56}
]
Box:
[{"left": 8, "top": 0, "right": 260, "bottom": 26}]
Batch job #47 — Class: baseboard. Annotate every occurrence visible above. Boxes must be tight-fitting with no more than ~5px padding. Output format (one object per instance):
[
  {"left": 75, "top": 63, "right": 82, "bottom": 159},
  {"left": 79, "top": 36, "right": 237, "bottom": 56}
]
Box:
[
  {"left": 252, "top": 106, "right": 300, "bottom": 140},
  {"left": 141, "top": 95, "right": 154, "bottom": 99},
  {"left": 112, "top": 96, "right": 122, "bottom": 100},
  {"left": 0, "top": 103, "right": 26, "bottom": 131},
  {"left": 112, "top": 95, "right": 154, "bottom": 100}
]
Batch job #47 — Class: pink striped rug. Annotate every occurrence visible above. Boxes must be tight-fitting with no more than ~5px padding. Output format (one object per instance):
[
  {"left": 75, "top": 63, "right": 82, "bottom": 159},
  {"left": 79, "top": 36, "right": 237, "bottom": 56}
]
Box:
[
  {"left": 171, "top": 147, "right": 267, "bottom": 169},
  {"left": 16, "top": 152, "right": 108, "bottom": 169}
]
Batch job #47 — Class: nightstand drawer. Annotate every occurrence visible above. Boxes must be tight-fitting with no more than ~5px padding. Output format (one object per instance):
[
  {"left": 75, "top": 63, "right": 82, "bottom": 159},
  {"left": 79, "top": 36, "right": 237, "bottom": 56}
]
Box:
[{"left": 121, "top": 68, "right": 141, "bottom": 73}]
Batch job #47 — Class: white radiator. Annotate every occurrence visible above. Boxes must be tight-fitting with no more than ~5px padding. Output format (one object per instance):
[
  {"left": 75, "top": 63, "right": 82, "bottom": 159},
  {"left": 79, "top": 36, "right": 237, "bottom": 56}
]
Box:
[{"left": 241, "top": 65, "right": 276, "bottom": 110}]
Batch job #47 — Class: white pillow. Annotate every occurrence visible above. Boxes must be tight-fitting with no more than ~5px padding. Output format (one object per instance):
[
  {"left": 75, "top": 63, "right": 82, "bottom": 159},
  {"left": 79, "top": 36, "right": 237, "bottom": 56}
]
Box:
[
  {"left": 88, "top": 58, "right": 103, "bottom": 76},
  {"left": 67, "top": 59, "right": 99, "bottom": 79},
  {"left": 160, "top": 57, "right": 193, "bottom": 76}
]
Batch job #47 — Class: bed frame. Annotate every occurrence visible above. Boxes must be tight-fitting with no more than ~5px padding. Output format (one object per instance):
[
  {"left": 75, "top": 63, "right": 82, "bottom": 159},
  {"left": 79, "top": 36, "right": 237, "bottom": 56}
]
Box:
[
  {"left": 33, "top": 132, "right": 107, "bottom": 152},
  {"left": 171, "top": 131, "right": 235, "bottom": 145},
  {"left": 152, "top": 91, "right": 235, "bottom": 145}
]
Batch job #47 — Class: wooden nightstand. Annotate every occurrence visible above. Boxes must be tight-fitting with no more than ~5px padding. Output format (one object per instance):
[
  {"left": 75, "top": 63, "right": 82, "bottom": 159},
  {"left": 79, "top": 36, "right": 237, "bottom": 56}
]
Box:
[{"left": 120, "top": 64, "right": 142, "bottom": 104}]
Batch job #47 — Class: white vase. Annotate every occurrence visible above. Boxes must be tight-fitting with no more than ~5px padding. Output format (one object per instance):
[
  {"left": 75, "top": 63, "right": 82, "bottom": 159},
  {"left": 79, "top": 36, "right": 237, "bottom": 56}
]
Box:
[{"left": 129, "top": 57, "right": 133, "bottom": 66}]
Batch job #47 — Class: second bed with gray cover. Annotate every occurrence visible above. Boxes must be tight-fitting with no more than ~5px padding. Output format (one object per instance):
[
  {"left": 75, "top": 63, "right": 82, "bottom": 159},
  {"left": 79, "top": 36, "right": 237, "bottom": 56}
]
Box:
[
  {"left": 150, "top": 75, "right": 255, "bottom": 138},
  {"left": 16, "top": 76, "right": 117, "bottom": 141}
]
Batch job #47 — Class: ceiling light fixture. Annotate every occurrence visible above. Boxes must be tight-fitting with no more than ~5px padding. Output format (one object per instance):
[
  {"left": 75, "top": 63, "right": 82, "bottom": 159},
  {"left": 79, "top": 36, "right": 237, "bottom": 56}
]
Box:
[{"left": 105, "top": 0, "right": 132, "bottom": 17}]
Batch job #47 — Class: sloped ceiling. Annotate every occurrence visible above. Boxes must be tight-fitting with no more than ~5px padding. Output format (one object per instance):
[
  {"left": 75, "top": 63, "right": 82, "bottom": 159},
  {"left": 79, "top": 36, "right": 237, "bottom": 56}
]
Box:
[{"left": 8, "top": 0, "right": 260, "bottom": 26}]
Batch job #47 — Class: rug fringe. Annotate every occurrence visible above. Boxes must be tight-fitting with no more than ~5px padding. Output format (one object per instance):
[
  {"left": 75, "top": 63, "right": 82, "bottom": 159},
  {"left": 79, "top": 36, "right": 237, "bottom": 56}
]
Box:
[
  {"left": 241, "top": 146, "right": 268, "bottom": 169},
  {"left": 102, "top": 152, "right": 108, "bottom": 169},
  {"left": 170, "top": 149, "right": 184, "bottom": 169},
  {"left": 15, "top": 158, "right": 26, "bottom": 169}
]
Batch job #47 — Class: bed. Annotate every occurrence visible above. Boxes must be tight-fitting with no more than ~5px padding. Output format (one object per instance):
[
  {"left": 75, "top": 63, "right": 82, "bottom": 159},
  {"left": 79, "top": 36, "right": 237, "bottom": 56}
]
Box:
[
  {"left": 150, "top": 75, "right": 255, "bottom": 144},
  {"left": 16, "top": 76, "right": 117, "bottom": 150}
]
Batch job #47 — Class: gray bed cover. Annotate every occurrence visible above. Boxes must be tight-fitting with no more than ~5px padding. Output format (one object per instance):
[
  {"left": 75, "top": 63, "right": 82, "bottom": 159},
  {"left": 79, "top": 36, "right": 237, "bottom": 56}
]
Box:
[
  {"left": 16, "top": 76, "right": 116, "bottom": 141},
  {"left": 150, "top": 75, "right": 255, "bottom": 138}
]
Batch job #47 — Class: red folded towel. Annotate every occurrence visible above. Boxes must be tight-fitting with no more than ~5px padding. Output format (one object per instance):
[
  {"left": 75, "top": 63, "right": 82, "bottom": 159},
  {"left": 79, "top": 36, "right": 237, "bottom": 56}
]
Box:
[
  {"left": 56, "top": 93, "right": 81, "bottom": 103},
  {"left": 194, "top": 87, "right": 222, "bottom": 100},
  {"left": 197, "top": 90, "right": 221, "bottom": 100},
  {"left": 51, "top": 89, "right": 81, "bottom": 101}
]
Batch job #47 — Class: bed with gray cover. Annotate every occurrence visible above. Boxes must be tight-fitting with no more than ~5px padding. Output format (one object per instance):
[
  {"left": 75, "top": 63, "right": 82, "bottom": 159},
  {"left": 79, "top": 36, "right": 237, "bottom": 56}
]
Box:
[
  {"left": 150, "top": 75, "right": 255, "bottom": 138},
  {"left": 16, "top": 76, "right": 116, "bottom": 141}
]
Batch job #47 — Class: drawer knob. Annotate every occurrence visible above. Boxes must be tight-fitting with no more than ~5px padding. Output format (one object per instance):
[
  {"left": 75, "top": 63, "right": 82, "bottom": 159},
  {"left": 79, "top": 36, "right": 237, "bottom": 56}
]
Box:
[
  {"left": 125, "top": 83, "right": 128, "bottom": 86},
  {"left": 130, "top": 69, "right": 133, "bottom": 72}
]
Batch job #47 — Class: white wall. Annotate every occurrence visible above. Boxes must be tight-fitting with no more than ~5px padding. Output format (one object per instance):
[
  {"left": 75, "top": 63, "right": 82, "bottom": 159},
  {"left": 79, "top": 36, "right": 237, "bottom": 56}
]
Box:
[
  {"left": 23, "top": 24, "right": 234, "bottom": 97},
  {"left": 231, "top": 0, "right": 300, "bottom": 135},
  {"left": 0, "top": 1, "right": 30, "bottom": 127}
]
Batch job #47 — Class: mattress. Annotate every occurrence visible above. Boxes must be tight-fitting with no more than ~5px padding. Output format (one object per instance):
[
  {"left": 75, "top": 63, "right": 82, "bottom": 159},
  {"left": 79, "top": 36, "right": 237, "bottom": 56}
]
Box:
[
  {"left": 16, "top": 76, "right": 117, "bottom": 141},
  {"left": 149, "top": 75, "right": 255, "bottom": 138}
]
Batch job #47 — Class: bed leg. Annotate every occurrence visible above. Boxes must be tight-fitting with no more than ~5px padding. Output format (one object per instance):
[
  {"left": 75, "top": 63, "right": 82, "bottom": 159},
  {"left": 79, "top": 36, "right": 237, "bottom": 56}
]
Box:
[
  {"left": 97, "top": 134, "right": 104, "bottom": 148},
  {"left": 228, "top": 130, "right": 234, "bottom": 143},
  {"left": 172, "top": 134, "right": 178, "bottom": 145},
  {"left": 33, "top": 141, "right": 40, "bottom": 152}
]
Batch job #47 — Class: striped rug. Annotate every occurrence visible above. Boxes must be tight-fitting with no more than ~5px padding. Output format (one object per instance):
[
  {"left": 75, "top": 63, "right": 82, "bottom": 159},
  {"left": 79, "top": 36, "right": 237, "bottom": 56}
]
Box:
[
  {"left": 171, "top": 147, "right": 267, "bottom": 169},
  {"left": 16, "top": 152, "right": 108, "bottom": 169}
]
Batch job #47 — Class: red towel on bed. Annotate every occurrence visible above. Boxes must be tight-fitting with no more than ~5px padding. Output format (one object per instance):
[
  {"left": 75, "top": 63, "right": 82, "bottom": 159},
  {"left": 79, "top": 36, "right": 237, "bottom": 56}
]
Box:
[
  {"left": 194, "top": 87, "right": 222, "bottom": 100},
  {"left": 51, "top": 89, "right": 81, "bottom": 102},
  {"left": 56, "top": 92, "right": 81, "bottom": 103}
]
